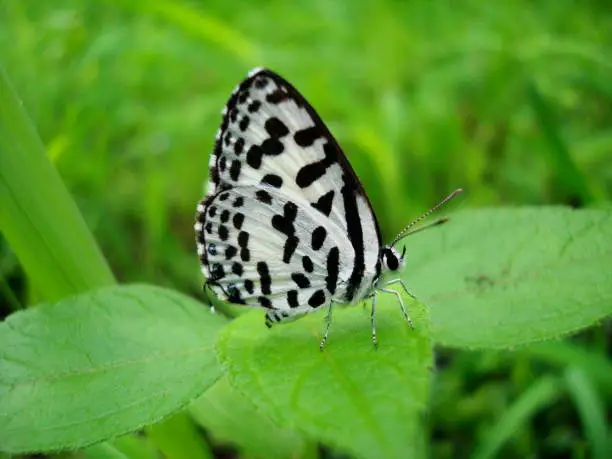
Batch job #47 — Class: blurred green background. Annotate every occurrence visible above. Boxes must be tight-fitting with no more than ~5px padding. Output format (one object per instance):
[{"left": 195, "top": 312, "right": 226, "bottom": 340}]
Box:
[{"left": 1, "top": 0, "right": 610, "bottom": 458}]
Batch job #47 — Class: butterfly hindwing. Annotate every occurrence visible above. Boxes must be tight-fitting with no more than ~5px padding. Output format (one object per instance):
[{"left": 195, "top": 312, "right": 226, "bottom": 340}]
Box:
[{"left": 196, "top": 186, "right": 353, "bottom": 315}]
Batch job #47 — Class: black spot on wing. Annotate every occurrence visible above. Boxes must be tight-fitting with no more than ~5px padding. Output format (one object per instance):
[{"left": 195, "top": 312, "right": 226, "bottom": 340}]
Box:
[
  {"left": 291, "top": 273, "right": 311, "bottom": 289},
  {"left": 247, "top": 100, "right": 261, "bottom": 113},
  {"left": 258, "top": 296, "right": 272, "bottom": 308},
  {"left": 238, "top": 231, "right": 250, "bottom": 262},
  {"left": 261, "top": 138, "right": 284, "bottom": 156},
  {"left": 302, "top": 256, "right": 314, "bottom": 273},
  {"left": 283, "top": 236, "right": 299, "bottom": 264},
  {"left": 271, "top": 202, "right": 299, "bottom": 263},
  {"left": 218, "top": 225, "right": 229, "bottom": 241},
  {"left": 294, "top": 126, "right": 323, "bottom": 147},
  {"left": 261, "top": 174, "right": 283, "bottom": 188},
  {"left": 232, "top": 212, "right": 244, "bottom": 229},
  {"left": 237, "top": 90, "right": 248, "bottom": 104},
  {"left": 220, "top": 209, "right": 230, "bottom": 223},
  {"left": 229, "top": 160, "right": 241, "bottom": 181},
  {"left": 296, "top": 142, "right": 338, "bottom": 188},
  {"left": 326, "top": 247, "right": 339, "bottom": 295},
  {"left": 225, "top": 245, "right": 237, "bottom": 260},
  {"left": 244, "top": 279, "right": 254, "bottom": 294},
  {"left": 231, "top": 262, "right": 243, "bottom": 276},
  {"left": 234, "top": 137, "right": 245, "bottom": 155},
  {"left": 257, "top": 261, "right": 271, "bottom": 295},
  {"left": 246, "top": 145, "right": 263, "bottom": 169},
  {"left": 255, "top": 189, "right": 272, "bottom": 204},
  {"left": 265, "top": 117, "right": 290, "bottom": 138},
  {"left": 287, "top": 290, "right": 299, "bottom": 308},
  {"left": 233, "top": 196, "right": 244, "bottom": 208},
  {"left": 210, "top": 263, "right": 224, "bottom": 281},
  {"left": 266, "top": 89, "right": 289, "bottom": 104},
  {"left": 312, "top": 226, "right": 327, "bottom": 250},
  {"left": 226, "top": 284, "right": 245, "bottom": 304},
  {"left": 311, "top": 190, "right": 335, "bottom": 216},
  {"left": 308, "top": 290, "right": 326, "bottom": 308},
  {"left": 254, "top": 76, "right": 269, "bottom": 89},
  {"left": 238, "top": 115, "right": 250, "bottom": 132}
]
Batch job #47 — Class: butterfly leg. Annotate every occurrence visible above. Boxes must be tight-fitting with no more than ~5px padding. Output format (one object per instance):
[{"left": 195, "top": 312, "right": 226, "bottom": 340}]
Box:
[
  {"left": 385, "top": 278, "right": 418, "bottom": 301},
  {"left": 371, "top": 293, "right": 379, "bottom": 347},
  {"left": 319, "top": 302, "right": 334, "bottom": 351},
  {"left": 377, "top": 287, "right": 414, "bottom": 328}
]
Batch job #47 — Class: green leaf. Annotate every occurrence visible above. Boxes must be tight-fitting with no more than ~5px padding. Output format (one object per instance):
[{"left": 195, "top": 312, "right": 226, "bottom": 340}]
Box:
[
  {"left": 190, "top": 376, "right": 306, "bottom": 459},
  {"left": 403, "top": 207, "right": 612, "bottom": 348},
  {"left": 0, "top": 66, "right": 115, "bottom": 301},
  {"left": 216, "top": 298, "right": 432, "bottom": 459},
  {"left": 0, "top": 284, "right": 226, "bottom": 453}
]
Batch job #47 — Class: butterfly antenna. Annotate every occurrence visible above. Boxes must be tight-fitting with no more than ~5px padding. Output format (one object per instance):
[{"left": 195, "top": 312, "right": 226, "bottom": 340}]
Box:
[{"left": 390, "top": 188, "right": 463, "bottom": 247}]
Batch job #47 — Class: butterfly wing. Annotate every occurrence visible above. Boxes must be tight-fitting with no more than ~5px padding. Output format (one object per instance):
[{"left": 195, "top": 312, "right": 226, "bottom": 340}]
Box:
[
  {"left": 196, "top": 186, "right": 349, "bottom": 315},
  {"left": 198, "top": 68, "right": 382, "bottom": 306}
]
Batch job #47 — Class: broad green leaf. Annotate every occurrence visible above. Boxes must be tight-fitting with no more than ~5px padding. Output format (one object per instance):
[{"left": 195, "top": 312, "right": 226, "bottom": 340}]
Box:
[
  {"left": 0, "top": 66, "right": 115, "bottom": 301},
  {"left": 0, "top": 284, "right": 226, "bottom": 453},
  {"left": 190, "top": 376, "right": 306, "bottom": 459},
  {"left": 403, "top": 207, "right": 612, "bottom": 348},
  {"left": 217, "top": 298, "right": 432, "bottom": 459}
]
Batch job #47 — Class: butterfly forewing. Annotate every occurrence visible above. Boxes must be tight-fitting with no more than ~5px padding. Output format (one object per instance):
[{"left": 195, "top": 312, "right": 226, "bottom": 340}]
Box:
[{"left": 197, "top": 68, "right": 383, "bottom": 318}]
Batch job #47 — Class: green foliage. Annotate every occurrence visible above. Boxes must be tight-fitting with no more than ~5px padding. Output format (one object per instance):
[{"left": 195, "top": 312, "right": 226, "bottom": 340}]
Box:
[
  {"left": 190, "top": 377, "right": 307, "bottom": 459},
  {"left": 404, "top": 207, "right": 612, "bottom": 348},
  {"left": 0, "top": 285, "right": 226, "bottom": 452},
  {"left": 1, "top": 0, "right": 611, "bottom": 458},
  {"left": 0, "top": 67, "right": 114, "bottom": 301},
  {"left": 216, "top": 302, "right": 431, "bottom": 459}
]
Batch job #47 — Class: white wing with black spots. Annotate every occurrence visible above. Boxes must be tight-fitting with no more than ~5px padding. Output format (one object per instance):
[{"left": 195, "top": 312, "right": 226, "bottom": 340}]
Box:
[
  {"left": 195, "top": 186, "right": 354, "bottom": 317},
  {"left": 196, "top": 68, "right": 462, "bottom": 347},
  {"left": 203, "top": 68, "right": 383, "bottom": 306}
]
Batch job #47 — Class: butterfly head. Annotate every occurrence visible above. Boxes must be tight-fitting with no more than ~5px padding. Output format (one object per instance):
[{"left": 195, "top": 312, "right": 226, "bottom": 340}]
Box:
[{"left": 380, "top": 245, "right": 405, "bottom": 273}]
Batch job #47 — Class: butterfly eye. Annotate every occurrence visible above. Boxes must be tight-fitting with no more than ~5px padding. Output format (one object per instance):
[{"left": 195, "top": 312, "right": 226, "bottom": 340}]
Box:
[{"left": 381, "top": 247, "right": 400, "bottom": 271}]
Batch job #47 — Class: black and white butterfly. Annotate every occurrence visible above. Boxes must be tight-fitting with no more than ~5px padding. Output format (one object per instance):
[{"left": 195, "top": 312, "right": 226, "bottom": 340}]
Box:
[{"left": 195, "top": 68, "right": 461, "bottom": 349}]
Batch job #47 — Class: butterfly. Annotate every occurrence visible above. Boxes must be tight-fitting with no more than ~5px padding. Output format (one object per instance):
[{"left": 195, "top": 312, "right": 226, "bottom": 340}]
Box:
[{"left": 194, "top": 67, "right": 462, "bottom": 349}]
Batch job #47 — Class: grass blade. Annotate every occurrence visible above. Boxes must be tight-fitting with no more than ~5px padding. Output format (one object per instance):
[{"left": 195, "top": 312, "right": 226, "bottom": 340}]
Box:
[
  {"left": 564, "top": 367, "right": 610, "bottom": 459},
  {"left": 471, "top": 376, "right": 563, "bottom": 459},
  {"left": 526, "top": 81, "right": 596, "bottom": 206},
  {"left": 0, "top": 65, "right": 115, "bottom": 301}
]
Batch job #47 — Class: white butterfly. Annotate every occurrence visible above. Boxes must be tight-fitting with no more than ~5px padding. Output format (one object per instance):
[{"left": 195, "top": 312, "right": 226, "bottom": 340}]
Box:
[{"left": 195, "top": 67, "right": 461, "bottom": 349}]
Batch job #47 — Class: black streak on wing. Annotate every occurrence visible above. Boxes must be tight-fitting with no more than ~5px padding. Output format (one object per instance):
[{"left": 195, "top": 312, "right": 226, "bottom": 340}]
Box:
[{"left": 326, "top": 247, "right": 339, "bottom": 295}]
